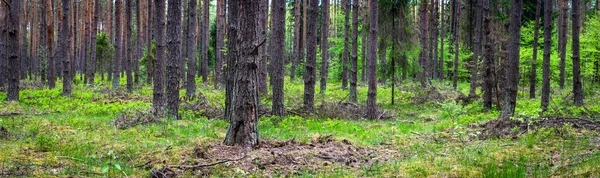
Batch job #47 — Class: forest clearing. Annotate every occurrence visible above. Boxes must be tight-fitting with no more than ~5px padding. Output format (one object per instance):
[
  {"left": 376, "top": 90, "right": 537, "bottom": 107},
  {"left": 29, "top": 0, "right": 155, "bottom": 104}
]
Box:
[{"left": 1, "top": 0, "right": 600, "bottom": 177}]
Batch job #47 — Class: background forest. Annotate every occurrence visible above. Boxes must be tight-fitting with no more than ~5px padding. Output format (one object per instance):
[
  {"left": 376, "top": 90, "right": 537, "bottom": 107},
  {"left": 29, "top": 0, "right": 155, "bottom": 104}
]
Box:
[{"left": 1, "top": 0, "right": 600, "bottom": 177}]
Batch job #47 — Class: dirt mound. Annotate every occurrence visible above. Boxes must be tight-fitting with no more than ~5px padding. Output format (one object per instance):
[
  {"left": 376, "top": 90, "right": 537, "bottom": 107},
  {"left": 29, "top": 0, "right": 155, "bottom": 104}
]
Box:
[
  {"left": 478, "top": 117, "right": 600, "bottom": 139},
  {"left": 113, "top": 109, "right": 161, "bottom": 129},
  {"left": 316, "top": 102, "right": 394, "bottom": 120},
  {"left": 160, "top": 137, "right": 402, "bottom": 176}
]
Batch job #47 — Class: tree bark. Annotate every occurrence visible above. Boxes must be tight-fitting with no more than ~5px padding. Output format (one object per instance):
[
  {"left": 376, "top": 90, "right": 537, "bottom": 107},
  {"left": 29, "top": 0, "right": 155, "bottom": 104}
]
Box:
[
  {"left": 166, "top": 0, "right": 182, "bottom": 119},
  {"left": 453, "top": 0, "right": 460, "bottom": 89},
  {"left": 482, "top": 0, "right": 495, "bottom": 110},
  {"left": 349, "top": 0, "right": 358, "bottom": 103},
  {"left": 541, "top": 0, "right": 552, "bottom": 112},
  {"left": 291, "top": 0, "right": 302, "bottom": 81},
  {"left": 6, "top": 0, "right": 20, "bottom": 100},
  {"left": 366, "top": 0, "right": 378, "bottom": 119},
  {"left": 468, "top": 0, "right": 482, "bottom": 96},
  {"left": 186, "top": 0, "right": 197, "bottom": 98},
  {"left": 572, "top": 0, "right": 583, "bottom": 106},
  {"left": 201, "top": 0, "right": 208, "bottom": 82},
  {"left": 419, "top": 1, "right": 429, "bottom": 87},
  {"left": 257, "top": 0, "right": 268, "bottom": 94},
  {"left": 320, "top": 0, "right": 330, "bottom": 94},
  {"left": 134, "top": 0, "right": 141, "bottom": 84},
  {"left": 270, "top": 0, "right": 286, "bottom": 117},
  {"left": 125, "top": 0, "right": 133, "bottom": 92},
  {"left": 225, "top": 0, "right": 239, "bottom": 124},
  {"left": 224, "top": 0, "right": 259, "bottom": 147},
  {"left": 361, "top": 0, "right": 366, "bottom": 82},
  {"left": 341, "top": 0, "right": 350, "bottom": 89},
  {"left": 61, "top": 0, "right": 72, "bottom": 97},
  {"left": 530, "top": 0, "right": 541, "bottom": 99},
  {"left": 146, "top": 0, "right": 153, "bottom": 84},
  {"left": 500, "top": 0, "right": 522, "bottom": 118},
  {"left": 88, "top": 0, "right": 100, "bottom": 84},
  {"left": 153, "top": 0, "right": 165, "bottom": 115},
  {"left": 440, "top": 0, "right": 445, "bottom": 80},
  {"left": 216, "top": 0, "right": 225, "bottom": 88},
  {"left": 0, "top": 3, "right": 7, "bottom": 90},
  {"left": 113, "top": 0, "right": 122, "bottom": 89},
  {"left": 558, "top": 0, "right": 567, "bottom": 90},
  {"left": 303, "top": 0, "right": 318, "bottom": 113},
  {"left": 47, "top": 0, "right": 55, "bottom": 88}
]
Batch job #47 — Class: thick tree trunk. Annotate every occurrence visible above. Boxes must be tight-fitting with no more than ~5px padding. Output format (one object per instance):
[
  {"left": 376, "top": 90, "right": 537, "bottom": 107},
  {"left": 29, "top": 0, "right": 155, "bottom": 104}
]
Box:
[
  {"left": 216, "top": 0, "right": 225, "bottom": 88},
  {"left": 224, "top": 0, "right": 259, "bottom": 147},
  {"left": 468, "top": 0, "right": 482, "bottom": 96},
  {"left": 500, "top": 0, "right": 522, "bottom": 118},
  {"left": 270, "top": 0, "right": 286, "bottom": 117},
  {"left": 225, "top": 0, "right": 239, "bottom": 123},
  {"left": 419, "top": 1, "right": 429, "bottom": 86},
  {"left": 61, "top": 0, "right": 72, "bottom": 97},
  {"left": 320, "top": 0, "right": 330, "bottom": 94},
  {"left": 530, "top": 0, "right": 541, "bottom": 99},
  {"left": 453, "top": 0, "right": 460, "bottom": 89},
  {"left": 166, "top": 0, "right": 182, "bottom": 119},
  {"left": 186, "top": 0, "right": 197, "bottom": 98},
  {"left": 153, "top": 0, "right": 166, "bottom": 115},
  {"left": 341, "top": 0, "right": 349, "bottom": 89},
  {"left": 113, "top": 0, "right": 122, "bottom": 89},
  {"left": 291, "top": 0, "right": 302, "bottom": 81},
  {"left": 6, "top": 0, "right": 20, "bottom": 100},
  {"left": 125, "top": 0, "right": 133, "bottom": 92},
  {"left": 146, "top": 0, "right": 153, "bottom": 84},
  {"left": 558, "top": 0, "right": 567, "bottom": 90},
  {"left": 482, "top": 0, "right": 495, "bottom": 110},
  {"left": 541, "top": 0, "right": 552, "bottom": 112},
  {"left": 0, "top": 3, "right": 6, "bottom": 90},
  {"left": 201, "top": 0, "right": 208, "bottom": 82},
  {"left": 349, "top": 0, "right": 358, "bottom": 103},
  {"left": 304, "top": 0, "right": 318, "bottom": 113},
  {"left": 572, "top": 0, "right": 583, "bottom": 106},
  {"left": 258, "top": 0, "right": 268, "bottom": 94},
  {"left": 366, "top": 0, "right": 378, "bottom": 119}
]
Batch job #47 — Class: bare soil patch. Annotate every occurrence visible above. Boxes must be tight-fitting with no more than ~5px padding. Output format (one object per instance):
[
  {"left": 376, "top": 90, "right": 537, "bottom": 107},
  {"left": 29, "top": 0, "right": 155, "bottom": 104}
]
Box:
[{"left": 478, "top": 117, "right": 600, "bottom": 139}]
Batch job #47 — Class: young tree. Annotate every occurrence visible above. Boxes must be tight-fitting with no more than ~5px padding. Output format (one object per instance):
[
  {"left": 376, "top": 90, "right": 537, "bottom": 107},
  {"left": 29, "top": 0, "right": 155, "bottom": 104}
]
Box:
[
  {"left": 530, "top": 0, "right": 541, "bottom": 99},
  {"left": 113, "top": 0, "right": 122, "bottom": 89},
  {"left": 558, "top": 0, "right": 567, "bottom": 90},
  {"left": 468, "top": 0, "right": 482, "bottom": 97},
  {"left": 166, "top": 0, "right": 182, "bottom": 119},
  {"left": 153, "top": 0, "right": 166, "bottom": 115},
  {"left": 541, "top": 0, "right": 552, "bottom": 112},
  {"left": 270, "top": 0, "right": 286, "bottom": 117},
  {"left": 291, "top": 0, "right": 302, "bottom": 81},
  {"left": 320, "top": 0, "right": 330, "bottom": 94},
  {"left": 572, "top": 0, "right": 583, "bottom": 106},
  {"left": 6, "top": 0, "right": 21, "bottom": 101},
  {"left": 186, "top": 0, "right": 197, "bottom": 98},
  {"left": 341, "top": 0, "right": 350, "bottom": 89},
  {"left": 304, "top": 0, "right": 318, "bottom": 113},
  {"left": 224, "top": 0, "right": 260, "bottom": 147},
  {"left": 349, "top": 0, "right": 358, "bottom": 103},
  {"left": 216, "top": 0, "right": 225, "bottom": 88},
  {"left": 366, "top": 0, "right": 378, "bottom": 119},
  {"left": 500, "top": 0, "right": 523, "bottom": 118},
  {"left": 61, "top": 0, "right": 72, "bottom": 97}
]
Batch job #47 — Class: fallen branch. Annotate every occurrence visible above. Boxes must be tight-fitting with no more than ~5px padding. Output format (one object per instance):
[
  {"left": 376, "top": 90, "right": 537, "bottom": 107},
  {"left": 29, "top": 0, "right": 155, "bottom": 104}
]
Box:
[
  {"left": 169, "top": 154, "right": 247, "bottom": 170},
  {"left": 0, "top": 112, "right": 53, "bottom": 117},
  {"left": 376, "top": 110, "right": 387, "bottom": 120}
]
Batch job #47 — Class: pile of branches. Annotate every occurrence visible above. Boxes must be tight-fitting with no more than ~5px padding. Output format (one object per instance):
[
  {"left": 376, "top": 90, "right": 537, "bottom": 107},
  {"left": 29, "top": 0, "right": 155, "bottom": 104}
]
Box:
[
  {"left": 479, "top": 117, "right": 600, "bottom": 139},
  {"left": 113, "top": 109, "right": 161, "bottom": 129},
  {"left": 316, "top": 102, "right": 393, "bottom": 120}
]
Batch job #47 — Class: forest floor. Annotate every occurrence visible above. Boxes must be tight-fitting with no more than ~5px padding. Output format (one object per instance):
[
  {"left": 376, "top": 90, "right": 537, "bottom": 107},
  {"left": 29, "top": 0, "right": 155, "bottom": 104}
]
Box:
[{"left": 1, "top": 77, "right": 600, "bottom": 177}]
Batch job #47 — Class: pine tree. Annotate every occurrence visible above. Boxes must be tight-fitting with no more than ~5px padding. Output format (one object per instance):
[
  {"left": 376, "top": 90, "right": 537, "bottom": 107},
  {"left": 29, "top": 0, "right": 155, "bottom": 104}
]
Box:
[
  {"left": 166, "top": 0, "right": 182, "bottom": 119},
  {"left": 270, "top": 0, "right": 286, "bottom": 117},
  {"left": 500, "top": 0, "right": 523, "bottom": 118},
  {"left": 530, "top": 0, "right": 541, "bottom": 99},
  {"left": 61, "top": 0, "right": 72, "bottom": 97},
  {"left": 304, "top": 0, "right": 318, "bottom": 113},
  {"left": 541, "top": 0, "right": 552, "bottom": 112},
  {"left": 186, "top": 0, "right": 197, "bottom": 98},
  {"left": 366, "top": 0, "right": 378, "bottom": 119},
  {"left": 349, "top": 0, "right": 359, "bottom": 103},
  {"left": 320, "top": 0, "right": 330, "bottom": 94},
  {"left": 153, "top": 0, "right": 166, "bottom": 115},
  {"left": 572, "top": 0, "right": 584, "bottom": 106},
  {"left": 113, "top": 0, "right": 122, "bottom": 89}
]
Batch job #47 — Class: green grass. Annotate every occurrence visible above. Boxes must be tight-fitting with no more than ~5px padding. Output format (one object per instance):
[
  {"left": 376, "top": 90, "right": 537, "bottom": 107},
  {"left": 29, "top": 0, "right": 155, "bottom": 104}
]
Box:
[{"left": 1, "top": 77, "right": 599, "bottom": 177}]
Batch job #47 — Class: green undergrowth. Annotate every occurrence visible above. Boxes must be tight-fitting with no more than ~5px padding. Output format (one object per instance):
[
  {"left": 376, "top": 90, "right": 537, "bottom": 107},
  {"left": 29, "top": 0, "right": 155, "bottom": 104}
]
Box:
[{"left": 1, "top": 77, "right": 599, "bottom": 177}]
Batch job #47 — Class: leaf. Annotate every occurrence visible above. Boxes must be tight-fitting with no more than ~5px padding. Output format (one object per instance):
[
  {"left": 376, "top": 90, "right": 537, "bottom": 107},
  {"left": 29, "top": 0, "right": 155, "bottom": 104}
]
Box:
[
  {"left": 114, "top": 163, "right": 122, "bottom": 170},
  {"left": 102, "top": 166, "right": 109, "bottom": 173}
]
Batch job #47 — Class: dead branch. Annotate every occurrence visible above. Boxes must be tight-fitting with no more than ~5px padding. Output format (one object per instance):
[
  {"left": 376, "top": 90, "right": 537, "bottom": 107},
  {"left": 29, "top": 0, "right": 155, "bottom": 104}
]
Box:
[{"left": 169, "top": 154, "right": 247, "bottom": 170}]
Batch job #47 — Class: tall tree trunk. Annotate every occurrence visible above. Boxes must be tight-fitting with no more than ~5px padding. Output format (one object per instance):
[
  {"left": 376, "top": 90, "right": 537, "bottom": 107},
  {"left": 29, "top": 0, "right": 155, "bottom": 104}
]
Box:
[
  {"left": 432, "top": 0, "right": 439, "bottom": 79},
  {"left": 500, "top": 0, "right": 522, "bottom": 118},
  {"left": 88, "top": 0, "right": 100, "bottom": 84},
  {"left": 225, "top": 0, "right": 239, "bottom": 124},
  {"left": 258, "top": 0, "right": 268, "bottom": 94},
  {"left": 47, "top": 0, "right": 55, "bottom": 88},
  {"left": 558, "top": 0, "right": 567, "bottom": 90},
  {"left": 113, "top": 0, "right": 122, "bottom": 89},
  {"left": 468, "top": 0, "right": 482, "bottom": 96},
  {"left": 0, "top": 3, "right": 7, "bottom": 89},
  {"left": 453, "top": 0, "right": 460, "bottom": 89},
  {"left": 291, "top": 0, "right": 302, "bottom": 81},
  {"left": 186, "top": 0, "right": 197, "bottom": 98},
  {"left": 366, "top": 0, "right": 378, "bottom": 119},
  {"left": 320, "top": 0, "right": 330, "bottom": 94},
  {"left": 349, "top": 0, "right": 358, "bottom": 103},
  {"left": 134, "top": 0, "right": 141, "bottom": 84},
  {"left": 61, "top": 0, "right": 72, "bottom": 97},
  {"left": 572, "top": 0, "right": 583, "bottom": 106},
  {"left": 153, "top": 0, "right": 166, "bottom": 116},
  {"left": 530, "top": 0, "right": 541, "bottom": 99},
  {"left": 166, "top": 0, "right": 182, "bottom": 119},
  {"left": 541, "top": 0, "right": 552, "bottom": 112},
  {"left": 201, "top": 0, "right": 208, "bottom": 82},
  {"left": 482, "top": 0, "right": 495, "bottom": 110},
  {"left": 146, "top": 0, "right": 153, "bottom": 84},
  {"left": 270, "top": 0, "right": 286, "bottom": 117},
  {"left": 224, "top": 0, "right": 259, "bottom": 147},
  {"left": 304, "top": 0, "right": 318, "bottom": 113},
  {"left": 341, "top": 0, "right": 349, "bottom": 89},
  {"left": 125, "top": 0, "right": 133, "bottom": 92},
  {"left": 40, "top": 0, "right": 48, "bottom": 82},
  {"left": 419, "top": 1, "right": 429, "bottom": 86},
  {"left": 6, "top": 0, "right": 20, "bottom": 100},
  {"left": 216, "top": 0, "right": 225, "bottom": 88},
  {"left": 361, "top": 0, "right": 367, "bottom": 82},
  {"left": 440, "top": 0, "right": 445, "bottom": 80}
]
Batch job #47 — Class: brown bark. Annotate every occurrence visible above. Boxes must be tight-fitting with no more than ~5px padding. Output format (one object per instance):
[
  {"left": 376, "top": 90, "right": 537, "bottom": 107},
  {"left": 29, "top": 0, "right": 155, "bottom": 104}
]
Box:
[
  {"left": 216, "top": 0, "right": 225, "bottom": 88},
  {"left": 320, "top": 0, "right": 330, "bottom": 94},
  {"left": 134, "top": 0, "right": 141, "bottom": 84},
  {"left": 225, "top": 0, "right": 239, "bottom": 123},
  {"left": 47, "top": 0, "right": 55, "bottom": 88},
  {"left": 468, "top": 0, "right": 482, "bottom": 96},
  {"left": 186, "top": 0, "right": 197, "bottom": 98},
  {"left": 224, "top": 0, "right": 259, "bottom": 147},
  {"left": 500, "top": 0, "right": 522, "bottom": 118},
  {"left": 88, "top": 0, "right": 100, "bottom": 84},
  {"left": 572, "top": 0, "right": 583, "bottom": 106},
  {"left": 0, "top": 3, "right": 7, "bottom": 89},
  {"left": 530, "top": 0, "right": 541, "bottom": 99},
  {"left": 257, "top": 0, "right": 268, "bottom": 94},
  {"left": 420, "top": 1, "right": 429, "bottom": 86},
  {"left": 6, "top": 0, "right": 21, "bottom": 100},
  {"left": 304, "top": 0, "right": 318, "bottom": 113},
  {"left": 61, "top": 0, "right": 72, "bottom": 97},
  {"left": 113, "top": 0, "right": 122, "bottom": 89},
  {"left": 153, "top": 0, "right": 166, "bottom": 115},
  {"left": 453, "top": 0, "right": 460, "bottom": 89},
  {"left": 440, "top": 0, "right": 445, "bottom": 80},
  {"left": 146, "top": 0, "right": 153, "bottom": 84},
  {"left": 341, "top": 0, "right": 349, "bottom": 89},
  {"left": 291, "top": 0, "right": 302, "bottom": 80},
  {"left": 366, "top": 0, "right": 378, "bottom": 119},
  {"left": 125, "top": 0, "right": 133, "bottom": 92},
  {"left": 270, "top": 0, "right": 286, "bottom": 117},
  {"left": 558, "top": 0, "right": 567, "bottom": 90},
  {"left": 482, "top": 0, "right": 495, "bottom": 110},
  {"left": 201, "top": 0, "right": 208, "bottom": 82},
  {"left": 166, "top": 0, "right": 182, "bottom": 119},
  {"left": 349, "top": 0, "right": 358, "bottom": 103},
  {"left": 541, "top": 0, "right": 552, "bottom": 112}
]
